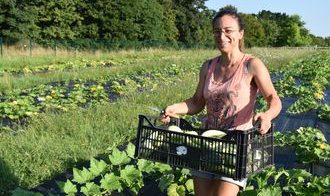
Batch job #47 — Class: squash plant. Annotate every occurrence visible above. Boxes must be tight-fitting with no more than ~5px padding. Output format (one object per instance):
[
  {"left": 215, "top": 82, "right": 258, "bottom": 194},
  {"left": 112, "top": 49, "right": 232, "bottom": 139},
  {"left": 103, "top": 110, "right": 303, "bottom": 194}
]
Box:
[
  {"left": 319, "top": 104, "right": 330, "bottom": 121},
  {"left": 0, "top": 59, "right": 118, "bottom": 75},
  {"left": 274, "top": 52, "right": 330, "bottom": 117},
  {"left": 54, "top": 143, "right": 193, "bottom": 196},
  {"left": 241, "top": 166, "right": 330, "bottom": 196},
  {"left": 275, "top": 127, "right": 330, "bottom": 164}
]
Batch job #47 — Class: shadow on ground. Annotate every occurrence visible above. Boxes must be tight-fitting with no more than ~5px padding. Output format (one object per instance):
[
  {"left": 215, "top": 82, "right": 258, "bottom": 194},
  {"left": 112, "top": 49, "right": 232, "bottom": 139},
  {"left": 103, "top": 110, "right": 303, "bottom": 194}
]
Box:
[{"left": 0, "top": 158, "right": 19, "bottom": 195}]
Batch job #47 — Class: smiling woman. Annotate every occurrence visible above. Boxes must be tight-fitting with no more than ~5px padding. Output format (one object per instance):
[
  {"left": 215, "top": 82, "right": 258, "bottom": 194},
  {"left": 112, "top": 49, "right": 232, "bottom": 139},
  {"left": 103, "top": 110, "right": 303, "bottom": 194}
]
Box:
[{"left": 161, "top": 7, "right": 282, "bottom": 196}]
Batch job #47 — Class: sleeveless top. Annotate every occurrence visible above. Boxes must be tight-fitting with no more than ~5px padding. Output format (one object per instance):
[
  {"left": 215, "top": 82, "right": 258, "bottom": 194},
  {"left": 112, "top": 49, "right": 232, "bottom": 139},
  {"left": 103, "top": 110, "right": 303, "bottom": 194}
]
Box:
[{"left": 203, "top": 54, "right": 258, "bottom": 131}]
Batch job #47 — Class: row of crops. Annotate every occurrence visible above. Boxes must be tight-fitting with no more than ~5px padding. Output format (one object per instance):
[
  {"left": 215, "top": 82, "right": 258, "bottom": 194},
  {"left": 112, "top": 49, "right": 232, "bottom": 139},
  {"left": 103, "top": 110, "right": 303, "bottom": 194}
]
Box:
[
  {"left": 1, "top": 52, "right": 329, "bottom": 130},
  {"left": 0, "top": 62, "right": 184, "bottom": 125},
  {"left": 0, "top": 49, "right": 208, "bottom": 194},
  {"left": 274, "top": 52, "right": 330, "bottom": 119},
  {"left": 1, "top": 51, "right": 329, "bottom": 126},
  {"left": 0, "top": 49, "right": 329, "bottom": 195}
]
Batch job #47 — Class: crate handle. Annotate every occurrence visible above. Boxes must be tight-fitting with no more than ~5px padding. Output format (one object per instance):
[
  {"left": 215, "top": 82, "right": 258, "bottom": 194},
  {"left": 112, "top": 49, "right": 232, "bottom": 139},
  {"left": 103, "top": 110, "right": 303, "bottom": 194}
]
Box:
[
  {"left": 253, "top": 119, "right": 261, "bottom": 130},
  {"left": 138, "top": 115, "right": 157, "bottom": 128}
]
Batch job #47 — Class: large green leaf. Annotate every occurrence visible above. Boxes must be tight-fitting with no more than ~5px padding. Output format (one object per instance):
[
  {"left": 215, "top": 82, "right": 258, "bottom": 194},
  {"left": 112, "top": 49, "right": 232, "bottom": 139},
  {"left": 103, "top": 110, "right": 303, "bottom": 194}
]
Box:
[
  {"left": 137, "top": 159, "right": 156, "bottom": 174},
  {"left": 56, "top": 180, "right": 77, "bottom": 195},
  {"left": 258, "top": 186, "right": 282, "bottom": 196},
  {"left": 81, "top": 182, "right": 101, "bottom": 196},
  {"left": 72, "top": 167, "right": 94, "bottom": 184},
  {"left": 109, "top": 148, "right": 131, "bottom": 166},
  {"left": 185, "top": 179, "right": 194, "bottom": 194},
  {"left": 158, "top": 173, "right": 175, "bottom": 192},
  {"left": 100, "top": 173, "right": 123, "bottom": 193},
  {"left": 89, "top": 157, "right": 108, "bottom": 176},
  {"left": 120, "top": 165, "right": 143, "bottom": 186},
  {"left": 126, "top": 142, "right": 135, "bottom": 158}
]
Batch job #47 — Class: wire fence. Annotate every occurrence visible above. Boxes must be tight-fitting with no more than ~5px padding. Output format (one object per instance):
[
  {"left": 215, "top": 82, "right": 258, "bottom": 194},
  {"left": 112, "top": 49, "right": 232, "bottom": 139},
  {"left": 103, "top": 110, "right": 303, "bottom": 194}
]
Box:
[
  {"left": 0, "top": 38, "right": 216, "bottom": 58},
  {"left": 0, "top": 37, "right": 329, "bottom": 58}
]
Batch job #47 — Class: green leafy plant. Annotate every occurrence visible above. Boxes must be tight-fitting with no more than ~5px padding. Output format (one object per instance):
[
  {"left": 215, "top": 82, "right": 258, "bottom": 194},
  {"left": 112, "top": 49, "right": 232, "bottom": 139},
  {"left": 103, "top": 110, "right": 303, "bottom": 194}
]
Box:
[
  {"left": 57, "top": 143, "right": 144, "bottom": 195},
  {"left": 241, "top": 166, "right": 330, "bottom": 196},
  {"left": 318, "top": 104, "right": 330, "bottom": 121},
  {"left": 158, "top": 168, "right": 194, "bottom": 196},
  {"left": 274, "top": 52, "right": 330, "bottom": 118},
  {"left": 275, "top": 127, "right": 330, "bottom": 163}
]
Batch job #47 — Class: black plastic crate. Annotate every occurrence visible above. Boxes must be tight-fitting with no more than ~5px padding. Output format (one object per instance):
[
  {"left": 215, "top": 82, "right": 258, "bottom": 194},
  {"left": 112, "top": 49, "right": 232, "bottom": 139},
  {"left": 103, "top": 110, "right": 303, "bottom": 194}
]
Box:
[{"left": 134, "top": 115, "right": 274, "bottom": 180}]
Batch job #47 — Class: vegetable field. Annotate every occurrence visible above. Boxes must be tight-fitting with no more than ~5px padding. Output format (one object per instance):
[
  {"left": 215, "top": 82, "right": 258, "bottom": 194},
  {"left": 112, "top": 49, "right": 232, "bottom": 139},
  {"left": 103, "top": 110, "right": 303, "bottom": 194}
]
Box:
[{"left": 0, "top": 48, "right": 329, "bottom": 195}]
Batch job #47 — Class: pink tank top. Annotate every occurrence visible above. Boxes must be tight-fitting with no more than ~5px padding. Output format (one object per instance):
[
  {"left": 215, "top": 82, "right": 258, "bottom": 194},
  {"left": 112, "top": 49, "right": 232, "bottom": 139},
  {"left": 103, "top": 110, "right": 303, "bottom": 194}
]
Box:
[{"left": 203, "top": 54, "right": 258, "bottom": 130}]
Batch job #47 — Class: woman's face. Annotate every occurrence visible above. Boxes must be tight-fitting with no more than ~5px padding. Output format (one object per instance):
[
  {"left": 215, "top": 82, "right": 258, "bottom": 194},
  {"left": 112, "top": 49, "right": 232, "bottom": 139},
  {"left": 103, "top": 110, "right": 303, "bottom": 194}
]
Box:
[{"left": 213, "top": 15, "right": 243, "bottom": 53}]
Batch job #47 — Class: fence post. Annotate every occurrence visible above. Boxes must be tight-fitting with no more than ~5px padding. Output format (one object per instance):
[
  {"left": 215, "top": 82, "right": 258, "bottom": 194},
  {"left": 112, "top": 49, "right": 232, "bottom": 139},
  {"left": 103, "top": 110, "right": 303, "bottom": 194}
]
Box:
[
  {"left": 75, "top": 48, "right": 78, "bottom": 58},
  {"left": 0, "top": 37, "right": 3, "bottom": 57},
  {"left": 54, "top": 39, "right": 57, "bottom": 57},
  {"left": 29, "top": 39, "right": 32, "bottom": 57}
]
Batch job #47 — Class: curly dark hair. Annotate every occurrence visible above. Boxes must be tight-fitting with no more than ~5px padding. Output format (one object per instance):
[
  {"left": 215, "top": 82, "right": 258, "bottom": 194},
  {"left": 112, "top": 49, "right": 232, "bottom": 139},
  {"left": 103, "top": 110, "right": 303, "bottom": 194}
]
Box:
[{"left": 212, "top": 8, "right": 245, "bottom": 51}]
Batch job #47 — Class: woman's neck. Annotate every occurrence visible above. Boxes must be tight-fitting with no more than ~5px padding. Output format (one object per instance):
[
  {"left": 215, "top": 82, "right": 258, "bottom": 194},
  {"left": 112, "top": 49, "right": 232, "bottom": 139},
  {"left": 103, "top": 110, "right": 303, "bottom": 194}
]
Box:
[{"left": 220, "top": 51, "right": 244, "bottom": 68}]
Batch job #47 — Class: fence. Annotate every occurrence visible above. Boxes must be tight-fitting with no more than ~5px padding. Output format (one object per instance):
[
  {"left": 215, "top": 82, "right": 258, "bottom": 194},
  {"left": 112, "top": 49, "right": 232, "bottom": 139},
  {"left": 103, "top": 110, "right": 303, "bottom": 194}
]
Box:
[
  {"left": 0, "top": 38, "right": 216, "bottom": 58},
  {"left": 0, "top": 38, "right": 329, "bottom": 58}
]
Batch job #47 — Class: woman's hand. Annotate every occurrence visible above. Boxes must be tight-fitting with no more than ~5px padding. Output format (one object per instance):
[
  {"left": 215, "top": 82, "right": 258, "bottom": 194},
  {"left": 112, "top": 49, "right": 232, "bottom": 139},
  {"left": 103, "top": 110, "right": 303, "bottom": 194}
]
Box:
[
  {"left": 159, "top": 105, "right": 180, "bottom": 123},
  {"left": 254, "top": 112, "right": 272, "bottom": 134}
]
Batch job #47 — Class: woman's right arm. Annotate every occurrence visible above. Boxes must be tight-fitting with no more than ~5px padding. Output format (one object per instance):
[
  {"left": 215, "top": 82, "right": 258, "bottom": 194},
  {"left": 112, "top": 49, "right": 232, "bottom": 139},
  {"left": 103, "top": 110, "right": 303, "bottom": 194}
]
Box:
[{"left": 162, "top": 60, "right": 209, "bottom": 120}]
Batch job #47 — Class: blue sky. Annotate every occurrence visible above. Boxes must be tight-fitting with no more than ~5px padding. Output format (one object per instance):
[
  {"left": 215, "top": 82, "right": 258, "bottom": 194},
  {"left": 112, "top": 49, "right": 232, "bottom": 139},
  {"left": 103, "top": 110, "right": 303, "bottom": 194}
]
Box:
[{"left": 205, "top": 0, "right": 330, "bottom": 37}]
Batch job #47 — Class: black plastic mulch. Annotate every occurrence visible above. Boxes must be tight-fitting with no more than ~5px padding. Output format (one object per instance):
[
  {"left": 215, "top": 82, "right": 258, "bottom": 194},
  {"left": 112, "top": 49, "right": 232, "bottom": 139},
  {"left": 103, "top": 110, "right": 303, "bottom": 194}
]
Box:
[
  {"left": 273, "top": 87, "right": 330, "bottom": 176},
  {"left": 274, "top": 87, "right": 329, "bottom": 137}
]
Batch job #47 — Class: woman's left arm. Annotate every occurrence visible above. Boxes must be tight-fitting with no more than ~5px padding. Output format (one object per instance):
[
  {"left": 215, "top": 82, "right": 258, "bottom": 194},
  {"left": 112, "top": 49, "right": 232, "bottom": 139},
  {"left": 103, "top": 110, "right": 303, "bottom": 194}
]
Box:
[{"left": 250, "top": 58, "right": 282, "bottom": 134}]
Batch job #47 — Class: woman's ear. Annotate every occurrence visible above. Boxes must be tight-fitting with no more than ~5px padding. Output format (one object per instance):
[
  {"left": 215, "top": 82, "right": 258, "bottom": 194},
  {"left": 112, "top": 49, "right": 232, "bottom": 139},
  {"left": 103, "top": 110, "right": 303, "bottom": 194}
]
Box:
[{"left": 239, "top": 30, "right": 244, "bottom": 39}]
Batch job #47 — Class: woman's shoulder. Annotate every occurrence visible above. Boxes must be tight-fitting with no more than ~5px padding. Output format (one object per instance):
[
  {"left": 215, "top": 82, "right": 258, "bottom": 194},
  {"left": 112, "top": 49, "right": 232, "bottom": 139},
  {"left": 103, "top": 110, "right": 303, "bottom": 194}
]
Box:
[
  {"left": 203, "top": 55, "right": 220, "bottom": 69},
  {"left": 243, "top": 54, "right": 268, "bottom": 75},
  {"left": 199, "top": 56, "right": 219, "bottom": 76},
  {"left": 205, "top": 55, "right": 220, "bottom": 64},
  {"left": 243, "top": 54, "right": 264, "bottom": 66},
  {"left": 243, "top": 53, "right": 256, "bottom": 61}
]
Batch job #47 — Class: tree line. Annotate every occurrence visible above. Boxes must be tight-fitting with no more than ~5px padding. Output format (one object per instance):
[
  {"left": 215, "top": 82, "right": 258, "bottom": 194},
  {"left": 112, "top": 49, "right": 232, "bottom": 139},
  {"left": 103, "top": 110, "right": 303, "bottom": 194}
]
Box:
[{"left": 0, "top": 0, "right": 329, "bottom": 49}]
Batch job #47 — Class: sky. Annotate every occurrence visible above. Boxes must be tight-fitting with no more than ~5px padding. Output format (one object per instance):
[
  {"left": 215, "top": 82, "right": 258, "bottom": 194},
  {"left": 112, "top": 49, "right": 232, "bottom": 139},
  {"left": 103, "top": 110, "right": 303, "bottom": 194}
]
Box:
[{"left": 205, "top": 0, "right": 330, "bottom": 38}]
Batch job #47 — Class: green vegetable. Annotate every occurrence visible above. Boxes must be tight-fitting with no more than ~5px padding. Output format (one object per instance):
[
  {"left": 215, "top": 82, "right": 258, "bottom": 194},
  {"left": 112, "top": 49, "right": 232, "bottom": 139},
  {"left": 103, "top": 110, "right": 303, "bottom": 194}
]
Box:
[
  {"left": 201, "top": 130, "right": 227, "bottom": 150},
  {"left": 168, "top": 125, "right": 183, "bottom": 132},
  {"left": 202, "top": 130, "right": 227, "bottom": 139},
  {"left": 185, "top": 131, "right": 198, "bottom": 135},
  {"left": 147, "top": 131, "right": 164, "bottom": 149},
  {"left": 168, "top": 125, "right": 183, "bottom": 144}
]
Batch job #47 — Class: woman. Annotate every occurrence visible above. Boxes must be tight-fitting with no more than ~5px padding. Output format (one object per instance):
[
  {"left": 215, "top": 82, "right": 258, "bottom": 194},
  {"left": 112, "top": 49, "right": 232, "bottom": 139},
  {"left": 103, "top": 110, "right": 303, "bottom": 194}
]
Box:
[{"left": 160, "top": 9, "right": 282, "bottom": 196}]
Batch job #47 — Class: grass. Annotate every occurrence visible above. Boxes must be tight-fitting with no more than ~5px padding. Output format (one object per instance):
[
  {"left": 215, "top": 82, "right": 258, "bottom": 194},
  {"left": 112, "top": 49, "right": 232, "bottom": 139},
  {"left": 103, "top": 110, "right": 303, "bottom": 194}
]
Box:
[
  {"left": 1, "top": 100, "right": 141, "bottom": 192},
  {"left": 0, "top": 47, "right": 315, "bottom": 93},
  {"left": 0, "top": 73, "right": 197, "bottom": 193},
  {"left": 0, "top": 47, "right": 322, "bottom": 194}
]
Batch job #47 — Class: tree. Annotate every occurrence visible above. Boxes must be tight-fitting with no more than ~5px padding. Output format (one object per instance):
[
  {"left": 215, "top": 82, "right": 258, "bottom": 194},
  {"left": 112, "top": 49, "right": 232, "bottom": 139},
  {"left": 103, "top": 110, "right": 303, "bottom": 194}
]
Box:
[
  {"left": 157, "top": 0, "right": 178, "bottom": 42},
  {"left": 74, "top": 0, "right": 103, "bottom": 39},
  {"left": 259, "top": 19, "right": 280, "bottom": 46},
  {"left": 29, "top": 0, "right": 82, "bottom": 40},
  {"left": 241, "top": 13, "right": 266, "bottom": 47},
  {"left": 310, "top": 35, "right": 326, "bottom": 47},
  {"left": 286, "top": 15, "right": 312, "bottom": 46},
  {"left": 0, "top": 0, "right": 37, "bottom": 42},
  {"left": 137, "top": 1, "right": 169, "bottom": 41},
  {"left": 172, "top": 0, "right": 213, "bottom": 46},
  {"left": 257, "top": 11, "right": 313, "bottom": 47}
]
